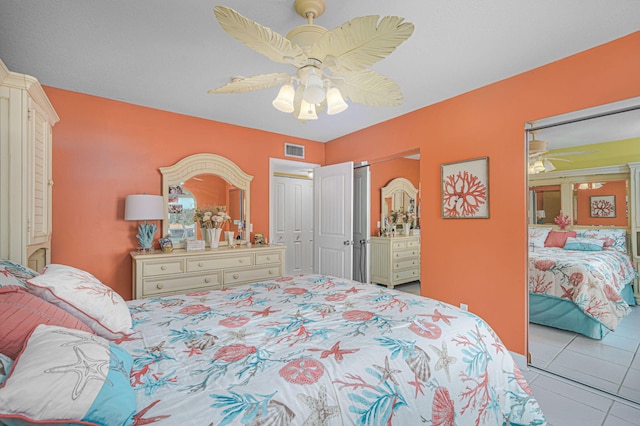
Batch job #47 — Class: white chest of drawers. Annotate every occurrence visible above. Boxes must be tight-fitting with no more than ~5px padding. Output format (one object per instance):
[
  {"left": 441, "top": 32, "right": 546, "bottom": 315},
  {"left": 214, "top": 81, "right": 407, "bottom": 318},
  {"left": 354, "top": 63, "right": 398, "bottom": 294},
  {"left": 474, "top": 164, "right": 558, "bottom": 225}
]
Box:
[
  {"left": 370, "top": 236, "right": 420, "bottom": 288},
  {"left": 131, "top": 245, "right": 286, "bottom": 299}
]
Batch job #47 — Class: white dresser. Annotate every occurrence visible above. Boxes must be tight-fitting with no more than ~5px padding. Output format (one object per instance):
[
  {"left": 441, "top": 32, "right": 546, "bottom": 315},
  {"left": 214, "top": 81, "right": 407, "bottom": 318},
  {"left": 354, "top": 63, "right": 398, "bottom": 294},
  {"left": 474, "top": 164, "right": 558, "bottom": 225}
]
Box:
[
  {"left": 370, "top": 236, "right": 420, "bottom": 288},
  {"left": 131, "top": 245, "right": 286, "bottom": 298},
  {"left": 0, "top": 59, "right": 59, "bottom": 270}
]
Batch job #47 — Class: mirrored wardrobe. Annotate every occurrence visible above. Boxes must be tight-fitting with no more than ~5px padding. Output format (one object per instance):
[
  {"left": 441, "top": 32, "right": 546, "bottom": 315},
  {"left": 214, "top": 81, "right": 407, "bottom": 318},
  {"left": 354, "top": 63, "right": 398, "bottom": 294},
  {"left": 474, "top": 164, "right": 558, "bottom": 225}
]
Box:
[{"left": 526, "top": 97, "right": 640, "bottom": 403}]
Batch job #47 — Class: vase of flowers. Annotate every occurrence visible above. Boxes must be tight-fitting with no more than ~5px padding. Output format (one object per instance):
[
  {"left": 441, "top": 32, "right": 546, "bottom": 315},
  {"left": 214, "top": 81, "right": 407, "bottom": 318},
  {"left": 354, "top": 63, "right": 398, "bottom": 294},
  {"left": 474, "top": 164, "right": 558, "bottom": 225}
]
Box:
[{"left": 193, "top": 206, "right": 231, "bottom": 248}]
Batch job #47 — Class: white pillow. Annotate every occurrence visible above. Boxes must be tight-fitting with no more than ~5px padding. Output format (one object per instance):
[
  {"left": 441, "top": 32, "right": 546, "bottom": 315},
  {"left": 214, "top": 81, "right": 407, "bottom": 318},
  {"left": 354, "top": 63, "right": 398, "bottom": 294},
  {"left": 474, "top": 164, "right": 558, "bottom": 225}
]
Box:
[
  {"left": 0, "top": 324, "right": 136, "bottom": 425},
  {"left": 26, "top": 264, "right": 132, "bottom": 338},
  {"left": 528, "top": 227, "right": 551, "bottom": 249}
]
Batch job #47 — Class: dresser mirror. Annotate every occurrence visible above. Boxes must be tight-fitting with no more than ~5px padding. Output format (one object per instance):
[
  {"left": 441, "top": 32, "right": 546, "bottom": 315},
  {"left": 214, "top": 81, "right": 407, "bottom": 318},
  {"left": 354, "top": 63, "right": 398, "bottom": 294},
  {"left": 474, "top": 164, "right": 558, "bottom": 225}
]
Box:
[
  {"left": 380, "top": 177, "right": 419, "bottom": 233},
  {"left": 160, "top": 154, "right": 253, "bottom": 248}
]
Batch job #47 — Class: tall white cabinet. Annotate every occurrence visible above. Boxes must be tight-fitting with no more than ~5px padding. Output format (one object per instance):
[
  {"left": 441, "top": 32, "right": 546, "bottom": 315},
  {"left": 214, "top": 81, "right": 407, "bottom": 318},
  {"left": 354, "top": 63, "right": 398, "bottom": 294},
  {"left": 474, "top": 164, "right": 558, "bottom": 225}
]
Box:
[{"left": 0, "top": 59, "right": 59, "bottom": 271}]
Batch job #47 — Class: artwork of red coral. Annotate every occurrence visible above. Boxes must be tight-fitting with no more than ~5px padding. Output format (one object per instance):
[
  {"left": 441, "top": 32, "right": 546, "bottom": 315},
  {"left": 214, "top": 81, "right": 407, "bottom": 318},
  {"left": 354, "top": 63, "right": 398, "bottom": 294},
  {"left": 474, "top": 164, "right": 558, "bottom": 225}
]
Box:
[
  {"left": 590, "top": 197, "right": 616, "bottom": 217},
  {"left": 442, "top": 170, "right": 487, "bottom": 217}
]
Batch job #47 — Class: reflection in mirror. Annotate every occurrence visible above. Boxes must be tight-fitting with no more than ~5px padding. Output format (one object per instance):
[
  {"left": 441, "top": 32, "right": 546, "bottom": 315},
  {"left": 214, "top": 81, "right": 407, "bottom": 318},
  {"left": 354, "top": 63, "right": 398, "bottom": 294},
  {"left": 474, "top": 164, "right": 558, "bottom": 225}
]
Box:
[
  {"left": 529, "top": 185, "right": 560, "bottom": 224},
  {"left": 160, "top": 154, "right": 253, "bottom": 248},
  {"left": 526, "top": 97, "right": 640, "bottom": 404},
  {"left": 380, "top": 177, "right": 419, "bottom": 234}
]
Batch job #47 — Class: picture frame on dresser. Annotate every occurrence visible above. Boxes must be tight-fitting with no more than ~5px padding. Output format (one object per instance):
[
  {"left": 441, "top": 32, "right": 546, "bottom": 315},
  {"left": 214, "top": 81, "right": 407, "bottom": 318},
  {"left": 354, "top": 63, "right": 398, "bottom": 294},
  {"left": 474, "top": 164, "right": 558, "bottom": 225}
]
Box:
[{"left": 441, "top": 156, "right": 489, "bottom": 219}]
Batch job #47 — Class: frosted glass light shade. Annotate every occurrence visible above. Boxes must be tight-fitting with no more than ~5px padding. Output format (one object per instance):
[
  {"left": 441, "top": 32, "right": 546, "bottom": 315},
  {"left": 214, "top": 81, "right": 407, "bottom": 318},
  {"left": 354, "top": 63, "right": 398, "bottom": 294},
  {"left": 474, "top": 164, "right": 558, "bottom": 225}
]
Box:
[
  {"left": 302, "top": 71, "right": 325, "bottom": 104},
  {"left": 124, "top": 194, "right": 165, "bottom": 221},
  {"left": 326, "top": 87, "right": 348, "bottom": 115},
  {"left": 298, "top": 100, "right": 318, "bottom": 120},
  {"left": 272, "top": 83, "right": 295, "bottom": 113}
]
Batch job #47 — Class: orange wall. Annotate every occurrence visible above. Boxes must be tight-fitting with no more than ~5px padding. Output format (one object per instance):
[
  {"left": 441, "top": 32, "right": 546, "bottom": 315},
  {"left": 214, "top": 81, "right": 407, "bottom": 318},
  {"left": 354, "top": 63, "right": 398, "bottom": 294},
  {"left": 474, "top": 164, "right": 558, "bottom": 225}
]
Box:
[
  {"left": 369, "top": 158, "right": 420, "bottom": 235},
  {"left": 326, "top": 32, "right": 640, "bottom": 354},
  {"left": 576, "top": 181, "right": 628, "bottom": 226},
  {"left": 45, "top": 88, "right": 325, "bottom": 300}
]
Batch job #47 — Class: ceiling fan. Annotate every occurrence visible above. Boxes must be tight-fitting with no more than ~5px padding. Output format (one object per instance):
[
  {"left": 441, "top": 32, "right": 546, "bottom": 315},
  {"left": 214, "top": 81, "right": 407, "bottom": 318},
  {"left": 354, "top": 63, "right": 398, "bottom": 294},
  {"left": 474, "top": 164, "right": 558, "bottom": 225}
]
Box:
[
  {"left": 208, "top": 0, "right": 414, "bottom": 120},
  {"left": 527, "top": 131, "right": 595, "bottom": 174}
]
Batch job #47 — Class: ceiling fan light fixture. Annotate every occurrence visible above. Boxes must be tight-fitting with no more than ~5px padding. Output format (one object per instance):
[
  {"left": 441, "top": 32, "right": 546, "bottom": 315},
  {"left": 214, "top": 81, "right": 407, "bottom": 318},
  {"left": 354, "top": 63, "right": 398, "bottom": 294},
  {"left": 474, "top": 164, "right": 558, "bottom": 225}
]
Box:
[
  {"left": 326, "top": 87, "right": 348, "bottom": 115},
  {"left": 298, "top": 99, "right": 318, "bottom": 120},
  {"left": 272, "top": 83, "right": 295, "bottom": 113},
  {"left": 302, "top": 69, "right": 325, "bottom": 104}
]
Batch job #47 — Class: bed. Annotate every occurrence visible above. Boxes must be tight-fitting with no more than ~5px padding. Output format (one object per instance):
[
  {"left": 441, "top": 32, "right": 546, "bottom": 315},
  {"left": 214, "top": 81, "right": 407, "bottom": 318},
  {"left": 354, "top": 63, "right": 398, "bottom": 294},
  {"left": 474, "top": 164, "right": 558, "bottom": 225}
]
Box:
[
  {"left": 528, "top": 227, "right": 637, "bottom": 339},
  {"left": 0, "top": 262, "right": 545, "bottom": 425}
]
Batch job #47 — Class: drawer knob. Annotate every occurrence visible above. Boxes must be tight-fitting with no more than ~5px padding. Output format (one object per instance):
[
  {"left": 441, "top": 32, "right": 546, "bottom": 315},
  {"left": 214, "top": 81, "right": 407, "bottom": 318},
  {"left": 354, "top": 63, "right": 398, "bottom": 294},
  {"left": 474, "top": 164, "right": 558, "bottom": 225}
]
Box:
[
  {"left": 269, "top": 270, "right": 274, "bottom": 275},
  {"left": 233, "top": 273, "right": 239, "bottom": 279},
  {"left": 204, "top": 277, "right": 211, "bottom": 283},
  {"left": 266, "top": 256, "right": 271, "bottom": 261},
  {"left": 198, "top": 262, "right": 203, "bottom": 267},
  {"left": 156, "top": 282, "right": 164, "bottom": 289},
  {"left": 238, "top": 259, "right": 244, "bottom": 263},
  {"left": 160, "top": 265, "right": 167, "bottom": 271}
]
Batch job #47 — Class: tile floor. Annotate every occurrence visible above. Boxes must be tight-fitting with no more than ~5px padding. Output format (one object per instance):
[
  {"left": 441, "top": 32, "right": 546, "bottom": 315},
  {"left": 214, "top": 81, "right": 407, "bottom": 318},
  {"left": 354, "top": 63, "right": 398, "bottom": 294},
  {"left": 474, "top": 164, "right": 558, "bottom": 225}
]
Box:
[{"left": 391, "top": 282, "right": 640, "bottom": 425}]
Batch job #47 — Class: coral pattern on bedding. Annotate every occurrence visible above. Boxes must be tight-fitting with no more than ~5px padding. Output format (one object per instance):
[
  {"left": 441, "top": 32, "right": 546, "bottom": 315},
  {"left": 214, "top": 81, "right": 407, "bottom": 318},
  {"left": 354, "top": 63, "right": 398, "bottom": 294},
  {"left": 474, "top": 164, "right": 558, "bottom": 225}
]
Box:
[
  {"left": 121, "top": 275, "right": 545, "bottom": 425},
  {"left": 529, "top": 247, "right": 635, "bottom": 331}
]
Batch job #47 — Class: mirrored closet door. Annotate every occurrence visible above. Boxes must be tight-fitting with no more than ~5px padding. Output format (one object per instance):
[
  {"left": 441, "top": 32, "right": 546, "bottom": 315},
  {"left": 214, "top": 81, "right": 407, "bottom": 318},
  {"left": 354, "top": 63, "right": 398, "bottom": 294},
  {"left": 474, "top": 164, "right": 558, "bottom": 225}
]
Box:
[{"left": 526, "top": 97, "right": 640, "bottom": 403}]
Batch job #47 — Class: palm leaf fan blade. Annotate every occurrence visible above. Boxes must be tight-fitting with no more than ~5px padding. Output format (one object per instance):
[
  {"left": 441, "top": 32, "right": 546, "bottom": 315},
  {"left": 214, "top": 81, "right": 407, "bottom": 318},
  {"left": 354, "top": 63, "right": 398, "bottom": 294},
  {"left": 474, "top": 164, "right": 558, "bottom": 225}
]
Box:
[
  {"left": 335, "top": 70, "right": 404, "bottom": 106},
  {"left": 213, "top": 6, "right": 307, "bottom": 67},
  {"left": 311, "top": 15, "right": 414, "bottom": 72},
  {"left": 208, "top": 73, "right": 290, "bottom": 94}
]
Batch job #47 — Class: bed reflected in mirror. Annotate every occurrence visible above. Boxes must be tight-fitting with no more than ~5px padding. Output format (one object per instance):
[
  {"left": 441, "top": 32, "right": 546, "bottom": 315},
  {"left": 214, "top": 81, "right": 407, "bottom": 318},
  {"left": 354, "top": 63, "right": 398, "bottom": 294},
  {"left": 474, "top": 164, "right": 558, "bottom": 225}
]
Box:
[{"left": 526, "top": 97, "right": 640, "bottom": 404}]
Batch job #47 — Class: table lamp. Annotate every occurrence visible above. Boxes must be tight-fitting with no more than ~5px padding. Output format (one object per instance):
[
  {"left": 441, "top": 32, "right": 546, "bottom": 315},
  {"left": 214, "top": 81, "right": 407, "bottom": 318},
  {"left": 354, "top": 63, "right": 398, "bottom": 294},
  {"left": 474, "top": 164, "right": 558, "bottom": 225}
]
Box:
[{"left": 124, "top": 194, "right": 165, "bottom": 250}]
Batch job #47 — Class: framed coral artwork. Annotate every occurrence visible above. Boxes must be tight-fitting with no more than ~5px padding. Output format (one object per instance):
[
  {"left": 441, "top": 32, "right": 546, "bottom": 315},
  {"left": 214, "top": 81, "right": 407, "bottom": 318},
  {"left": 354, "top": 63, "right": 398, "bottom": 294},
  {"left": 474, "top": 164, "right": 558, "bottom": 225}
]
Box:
[
  {"left": 590, "top": 195, "right": 616, "bottom": 218},
  {"left": 441, "top": 156, "right": 489, "bottom": 219}
]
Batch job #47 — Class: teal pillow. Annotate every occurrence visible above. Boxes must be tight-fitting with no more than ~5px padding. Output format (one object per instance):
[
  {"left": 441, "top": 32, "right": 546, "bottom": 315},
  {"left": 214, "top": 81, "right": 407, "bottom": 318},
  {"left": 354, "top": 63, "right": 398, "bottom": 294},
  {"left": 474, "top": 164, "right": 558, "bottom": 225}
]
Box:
[{"left": 564, "top": 237, "right": 605, "bottom": 251}]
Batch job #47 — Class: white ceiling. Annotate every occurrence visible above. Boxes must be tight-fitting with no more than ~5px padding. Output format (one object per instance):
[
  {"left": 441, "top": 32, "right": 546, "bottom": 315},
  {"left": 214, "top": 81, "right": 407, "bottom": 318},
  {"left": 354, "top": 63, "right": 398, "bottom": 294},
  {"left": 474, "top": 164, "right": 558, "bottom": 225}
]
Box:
[{"left": 1, "top": 0, "right": 638, "bottom": 143}]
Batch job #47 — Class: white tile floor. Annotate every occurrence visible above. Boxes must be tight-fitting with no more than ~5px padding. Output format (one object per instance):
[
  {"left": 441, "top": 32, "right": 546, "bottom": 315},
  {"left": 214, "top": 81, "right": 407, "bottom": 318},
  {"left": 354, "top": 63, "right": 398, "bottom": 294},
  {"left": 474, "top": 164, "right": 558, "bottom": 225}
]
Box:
[
  {"left": 390, "top": 282, "right": 640, "bottom": 425},
  {"left": 527, "top": 305, "right": 640, "bottom": 425}
]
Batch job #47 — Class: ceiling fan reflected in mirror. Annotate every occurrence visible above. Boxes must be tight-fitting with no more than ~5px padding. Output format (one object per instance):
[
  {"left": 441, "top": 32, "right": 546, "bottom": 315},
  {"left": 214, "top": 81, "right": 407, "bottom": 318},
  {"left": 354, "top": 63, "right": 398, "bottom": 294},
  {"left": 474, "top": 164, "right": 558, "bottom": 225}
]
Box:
[
  {"left": 527, "top": 130, "right": 595, "bottom": 174},
  {"left": 208, "top": 0, "right": 414, "bottom": 121}
]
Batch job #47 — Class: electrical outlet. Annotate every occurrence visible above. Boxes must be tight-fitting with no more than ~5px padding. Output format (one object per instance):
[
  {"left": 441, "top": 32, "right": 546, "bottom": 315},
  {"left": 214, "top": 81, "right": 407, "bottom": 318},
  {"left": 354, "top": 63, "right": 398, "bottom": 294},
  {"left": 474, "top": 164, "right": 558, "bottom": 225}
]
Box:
[{"left": 460, "top": 303, "right": 468, "bottom": 311}]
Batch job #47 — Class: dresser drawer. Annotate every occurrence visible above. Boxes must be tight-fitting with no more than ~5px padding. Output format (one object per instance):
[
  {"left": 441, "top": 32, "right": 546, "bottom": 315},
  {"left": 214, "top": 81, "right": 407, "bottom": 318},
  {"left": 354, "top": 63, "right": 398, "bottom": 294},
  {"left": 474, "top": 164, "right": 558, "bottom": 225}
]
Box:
[
  {"left": 394, "top": 258, "right": 419, "bottom": 270},
  {"left": 392, "top": 268, "right": 419, "bottom": 282},
  {"left": 255, "top": 251, "right": 282, "bottom": 265},
  {"left": 224, "top": 266, "right": 281, "bottom": 287},
  {"left": 142, "top": 259, "right": 184, "bottom": 277},
  {"left": 392, "top": 240, "right": 407, "bottom": 250},
  {"left": 142, "top": 272, "right": 222, "bottom": 296},
  {"left": 406, "top": 239, "right": 420, "bottom": 248},
  {"left": 186, "top": 253, "right": 253, "bottom": 272},
  {"left": 393, "top": 248, "right": 419, "bottom": 260}
]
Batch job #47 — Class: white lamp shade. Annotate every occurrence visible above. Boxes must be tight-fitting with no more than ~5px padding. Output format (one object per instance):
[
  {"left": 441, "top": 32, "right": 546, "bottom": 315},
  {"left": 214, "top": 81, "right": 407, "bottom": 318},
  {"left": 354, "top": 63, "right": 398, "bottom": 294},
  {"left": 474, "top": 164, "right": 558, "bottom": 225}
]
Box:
[
  {"left": 302, "top": 70, "right": 325, "bottom": 104},
  {"left": 124, "top": 194, "right": 165, "bottom": 221},
  {"left": 326, "top": 87, "right": 348, "bottom": 115},
  {"left": 272, "top": 83, "right": 295, "bottom": 113},
  {"left": 298, "top": 100, "right": 318, "bottom": 120}
]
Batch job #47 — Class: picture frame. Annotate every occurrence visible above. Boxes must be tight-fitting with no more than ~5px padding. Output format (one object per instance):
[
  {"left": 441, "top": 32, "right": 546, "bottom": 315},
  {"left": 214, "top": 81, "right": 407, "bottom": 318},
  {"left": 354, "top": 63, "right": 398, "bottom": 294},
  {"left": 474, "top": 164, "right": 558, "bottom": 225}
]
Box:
[
  {"left": 441, "top": 156, "right": 489, "bottom": 219},
  {"left": 254, "top": 233, "right": 265, "bottom": 246},
  {"left": 590, "top": 195, "right": 616, "bottom": 218}
]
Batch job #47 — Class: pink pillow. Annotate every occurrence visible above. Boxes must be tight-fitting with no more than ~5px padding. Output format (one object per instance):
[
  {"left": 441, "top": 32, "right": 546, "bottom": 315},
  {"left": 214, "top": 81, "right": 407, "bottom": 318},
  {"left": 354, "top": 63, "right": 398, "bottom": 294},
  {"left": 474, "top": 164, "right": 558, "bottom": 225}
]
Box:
[
  {"left": 544, "top": 230, "right": 577, "bottom": 248},
  {"left": 0, "top": 286, "right": 93, "bottom": 359}
]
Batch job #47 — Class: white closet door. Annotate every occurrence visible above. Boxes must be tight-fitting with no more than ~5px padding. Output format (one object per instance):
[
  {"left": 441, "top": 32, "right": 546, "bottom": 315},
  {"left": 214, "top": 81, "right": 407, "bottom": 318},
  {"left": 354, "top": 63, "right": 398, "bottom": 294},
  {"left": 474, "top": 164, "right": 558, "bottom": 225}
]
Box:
[
  {"left": 313, "top": 162, "right": 353, "bottom": 279},
  {"left": 272, "top": 176, "right": 313, "bottom": 275}
]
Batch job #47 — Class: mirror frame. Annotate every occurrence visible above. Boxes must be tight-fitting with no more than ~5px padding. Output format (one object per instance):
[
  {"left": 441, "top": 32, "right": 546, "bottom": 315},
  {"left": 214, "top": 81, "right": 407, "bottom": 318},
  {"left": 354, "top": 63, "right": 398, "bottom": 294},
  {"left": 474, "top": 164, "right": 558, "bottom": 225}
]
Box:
[
  {"left": 380, "top": 177, "right": 419, "bottom": 230},
  {"left": 160, "top": 153, "right": 253, "bottom": 248}
]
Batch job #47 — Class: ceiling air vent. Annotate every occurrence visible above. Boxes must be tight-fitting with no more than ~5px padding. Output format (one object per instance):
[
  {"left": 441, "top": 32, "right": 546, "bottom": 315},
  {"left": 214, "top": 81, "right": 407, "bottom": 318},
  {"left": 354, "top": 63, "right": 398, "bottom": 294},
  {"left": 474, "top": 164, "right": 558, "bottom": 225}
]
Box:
[{"left": 284, "top": 143, "right": 305, "bottom": 159}]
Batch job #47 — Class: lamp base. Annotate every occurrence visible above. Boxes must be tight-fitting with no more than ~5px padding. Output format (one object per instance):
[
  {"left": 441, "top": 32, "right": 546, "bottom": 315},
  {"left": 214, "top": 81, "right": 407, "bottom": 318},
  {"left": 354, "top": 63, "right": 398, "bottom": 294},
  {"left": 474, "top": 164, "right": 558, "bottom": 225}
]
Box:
[{"left": 137, "top": 223, "right": 157, "bottom": 250}]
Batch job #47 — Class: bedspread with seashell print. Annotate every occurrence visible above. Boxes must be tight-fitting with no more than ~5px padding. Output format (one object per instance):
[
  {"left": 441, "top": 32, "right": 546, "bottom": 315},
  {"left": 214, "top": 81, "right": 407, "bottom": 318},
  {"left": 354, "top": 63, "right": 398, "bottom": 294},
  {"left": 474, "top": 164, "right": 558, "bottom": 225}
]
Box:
[
  {"left": 120, "top": 274, "right": 545, "bottom": 425},
  {"left": 529, "top": 247, "right": 635, "bottom": 331}
]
